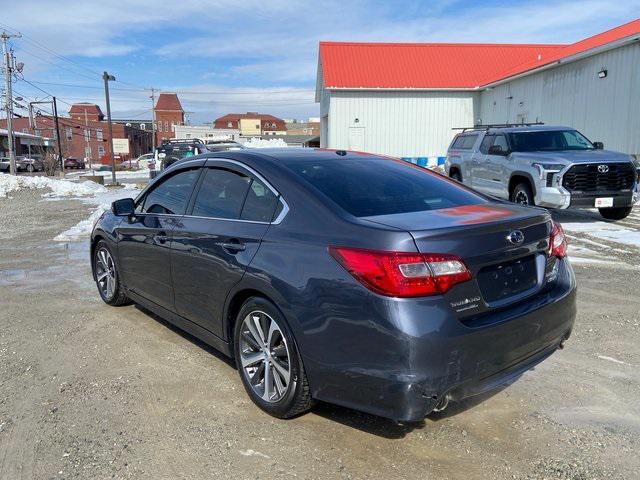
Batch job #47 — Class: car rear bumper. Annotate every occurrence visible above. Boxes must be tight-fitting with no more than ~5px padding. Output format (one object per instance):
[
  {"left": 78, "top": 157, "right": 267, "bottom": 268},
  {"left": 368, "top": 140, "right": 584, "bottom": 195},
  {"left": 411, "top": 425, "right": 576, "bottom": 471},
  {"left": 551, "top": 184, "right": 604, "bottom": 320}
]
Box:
[{"left": 304, "top": 260, "right": 576, "bottom": 422}]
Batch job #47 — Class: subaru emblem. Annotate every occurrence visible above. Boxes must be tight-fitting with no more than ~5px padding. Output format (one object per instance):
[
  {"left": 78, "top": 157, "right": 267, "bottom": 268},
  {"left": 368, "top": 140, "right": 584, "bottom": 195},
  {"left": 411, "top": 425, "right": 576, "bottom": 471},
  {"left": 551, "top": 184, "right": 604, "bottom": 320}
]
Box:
[
  {"left": 507, "top": 230, "right": 525, "bottom": 245},
  {"left": 597, "top": 164, "right": 609, "bottom": 173}
]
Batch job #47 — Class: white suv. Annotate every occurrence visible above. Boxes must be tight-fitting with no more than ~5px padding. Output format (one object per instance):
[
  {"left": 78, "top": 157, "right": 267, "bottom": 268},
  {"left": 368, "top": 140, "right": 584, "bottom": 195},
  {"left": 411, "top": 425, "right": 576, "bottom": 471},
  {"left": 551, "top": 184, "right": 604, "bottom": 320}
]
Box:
[{"left": 445, "top": 125, "right": 638, "bottom": 220}]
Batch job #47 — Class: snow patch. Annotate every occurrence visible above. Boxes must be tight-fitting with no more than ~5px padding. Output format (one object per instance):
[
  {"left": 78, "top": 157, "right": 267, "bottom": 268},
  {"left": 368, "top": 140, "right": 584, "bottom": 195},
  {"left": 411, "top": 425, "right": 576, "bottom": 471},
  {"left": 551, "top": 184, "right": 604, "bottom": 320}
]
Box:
[
  {"left": 243, "top": 137, "right": 289, "bottom": 149},
  {"left": 238, "top": 449, "right": 270, "bottom": 458},
  {"left": 54, "top": 204, "right": 110, "bottom": 242},
  {"left": 597, "top": 355, "right": 631, "bottom": 366},
  {"left": 0, "top": 174, "right": 106, "bottom": 198}
]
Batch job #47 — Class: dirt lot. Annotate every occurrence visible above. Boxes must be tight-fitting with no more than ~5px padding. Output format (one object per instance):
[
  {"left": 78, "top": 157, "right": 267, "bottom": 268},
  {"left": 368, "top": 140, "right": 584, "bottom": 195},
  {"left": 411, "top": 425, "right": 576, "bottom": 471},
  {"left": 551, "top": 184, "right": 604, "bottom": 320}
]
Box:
[{"left": 0, "top": 189, "right": 639, "bottom": 480}]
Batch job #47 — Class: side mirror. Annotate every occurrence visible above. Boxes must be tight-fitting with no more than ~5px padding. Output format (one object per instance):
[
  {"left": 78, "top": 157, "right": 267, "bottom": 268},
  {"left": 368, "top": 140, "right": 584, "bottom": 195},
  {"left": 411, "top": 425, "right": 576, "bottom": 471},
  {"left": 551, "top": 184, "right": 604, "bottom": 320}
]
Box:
[
  {"left": 112, "top": 197, "right": 135, "bottom": 216},
  {"left": 593, "top": 141, "right": 604, "bottom": 150},
  {"left": 488, "top": 144, "right": 508, "bottom": 156}
]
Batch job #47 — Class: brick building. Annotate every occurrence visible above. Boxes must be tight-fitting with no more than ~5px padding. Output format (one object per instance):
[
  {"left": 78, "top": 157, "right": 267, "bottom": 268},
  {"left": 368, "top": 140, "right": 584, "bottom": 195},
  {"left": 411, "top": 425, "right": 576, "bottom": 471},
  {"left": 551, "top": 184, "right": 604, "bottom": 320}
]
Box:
[
  {"left": 213, "top": 112, "right": 286, "bottom": 136},
  {"left": 154, "top": 92, "right": 185, "bottom": 145},
  {"left": 0, "top": 102, "right": 153, "bottom": 164}
]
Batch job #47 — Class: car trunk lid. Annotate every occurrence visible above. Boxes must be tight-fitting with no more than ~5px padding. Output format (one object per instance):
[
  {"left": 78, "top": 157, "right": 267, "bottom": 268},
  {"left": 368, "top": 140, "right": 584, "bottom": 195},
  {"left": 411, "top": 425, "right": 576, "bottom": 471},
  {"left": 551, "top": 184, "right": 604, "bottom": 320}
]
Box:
[{"left": 362, "top": 203, "right": 553, "bottom": 317}]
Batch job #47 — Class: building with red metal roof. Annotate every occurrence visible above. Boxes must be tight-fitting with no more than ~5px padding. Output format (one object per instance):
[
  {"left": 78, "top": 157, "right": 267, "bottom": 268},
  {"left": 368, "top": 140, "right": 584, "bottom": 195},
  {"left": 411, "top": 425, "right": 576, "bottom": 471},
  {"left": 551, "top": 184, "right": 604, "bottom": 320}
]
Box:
[{"left": 316, "top": 19, "right": 640, "bottom": 159}]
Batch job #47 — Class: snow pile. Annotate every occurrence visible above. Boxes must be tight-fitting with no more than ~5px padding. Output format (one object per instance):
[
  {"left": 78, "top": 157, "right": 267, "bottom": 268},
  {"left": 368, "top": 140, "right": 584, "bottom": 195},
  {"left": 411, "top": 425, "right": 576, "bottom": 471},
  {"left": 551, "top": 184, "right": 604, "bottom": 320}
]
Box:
[
  {"left": 0, "top": 174, "right": 106, "bottom": 198},
  {"left": 54, "top": 203, "right": 110, "bottom": 242},
  {"left": 53, "top": 184, "right": 139, "bottom": 242},
  {"left": 244, "top": 138, "right": 289, "bottom": 149}
]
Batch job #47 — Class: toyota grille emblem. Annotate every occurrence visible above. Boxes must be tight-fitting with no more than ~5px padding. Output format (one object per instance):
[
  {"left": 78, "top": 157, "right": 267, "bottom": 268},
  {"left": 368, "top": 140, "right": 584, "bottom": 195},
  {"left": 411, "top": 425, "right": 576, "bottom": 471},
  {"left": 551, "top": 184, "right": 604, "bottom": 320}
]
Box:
[
  {"left": 507, "top": 230, "right": 525, "bottom": 245},
  {"left": 598, "top": 164, "right": 610, "bottom": 173}
]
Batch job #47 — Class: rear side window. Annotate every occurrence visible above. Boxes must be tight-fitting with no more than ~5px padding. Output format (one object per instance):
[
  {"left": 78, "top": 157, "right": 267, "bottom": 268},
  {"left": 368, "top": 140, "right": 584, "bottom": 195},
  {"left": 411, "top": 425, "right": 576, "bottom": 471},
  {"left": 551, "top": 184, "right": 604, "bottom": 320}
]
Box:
[
  {"left": 192, "top": 168, "right": 251, "bottom": 219},
  {"left": 284, "top": 157, "right": 486, "bottom": 217},
  {"left": 241, "top": 179, "right": 280, "bottom": 222},
  {"left": 140, "top": 168, "right": 199, "bottom": 215},
  {"left": 191, "top": 167, "right": 281, "bottom": 222},
  {"left": 451, "top": 134, "right": 478, "bottom": 150}
]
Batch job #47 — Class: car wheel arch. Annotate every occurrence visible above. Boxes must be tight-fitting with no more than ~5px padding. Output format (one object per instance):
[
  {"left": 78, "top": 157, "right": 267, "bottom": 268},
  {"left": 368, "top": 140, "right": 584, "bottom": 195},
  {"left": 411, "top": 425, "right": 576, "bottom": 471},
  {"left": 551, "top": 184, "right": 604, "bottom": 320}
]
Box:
[
  {"left": 509, "top": 172, "right": 537, "bottom": 198},
  {"left": 223, "top": 285, "right": 296, "bottom": 355}
]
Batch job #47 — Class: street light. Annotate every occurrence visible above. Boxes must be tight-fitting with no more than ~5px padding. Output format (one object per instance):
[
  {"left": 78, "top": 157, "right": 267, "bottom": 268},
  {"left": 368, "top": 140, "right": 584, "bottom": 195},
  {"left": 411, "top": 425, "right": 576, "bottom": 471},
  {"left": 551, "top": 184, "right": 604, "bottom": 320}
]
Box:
[{"left": 103, "top": 71, "right": 117, "bottom": 184}]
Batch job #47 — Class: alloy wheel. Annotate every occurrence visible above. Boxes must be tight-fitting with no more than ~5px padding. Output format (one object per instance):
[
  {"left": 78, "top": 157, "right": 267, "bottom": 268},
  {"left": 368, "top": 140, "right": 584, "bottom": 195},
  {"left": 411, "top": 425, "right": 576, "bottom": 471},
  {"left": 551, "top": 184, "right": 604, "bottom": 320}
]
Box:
[
  {"left": 239, "top": 311, "right": 291, "bottom": 403},
  {"left": 515, "top": 191, "right": 530, "bottom": 205},
  {"left": 95, "top": 247, "right": 117, "bottom": 300}
]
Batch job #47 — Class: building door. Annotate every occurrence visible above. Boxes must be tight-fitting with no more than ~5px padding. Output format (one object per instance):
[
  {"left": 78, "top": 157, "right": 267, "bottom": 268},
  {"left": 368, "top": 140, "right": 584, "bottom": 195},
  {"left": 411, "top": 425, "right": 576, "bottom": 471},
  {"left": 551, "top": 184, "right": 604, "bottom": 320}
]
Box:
[{"left": 348, "top": 127, "right": 365, "bottom": 152}]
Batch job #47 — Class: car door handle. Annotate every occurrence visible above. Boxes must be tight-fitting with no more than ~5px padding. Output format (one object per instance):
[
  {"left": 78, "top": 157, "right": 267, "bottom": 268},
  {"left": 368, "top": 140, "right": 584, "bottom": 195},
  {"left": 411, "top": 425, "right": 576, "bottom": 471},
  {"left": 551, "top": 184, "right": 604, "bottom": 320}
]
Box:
[{"left": 219, "top": 240, "right": 246, "bottom": 253}]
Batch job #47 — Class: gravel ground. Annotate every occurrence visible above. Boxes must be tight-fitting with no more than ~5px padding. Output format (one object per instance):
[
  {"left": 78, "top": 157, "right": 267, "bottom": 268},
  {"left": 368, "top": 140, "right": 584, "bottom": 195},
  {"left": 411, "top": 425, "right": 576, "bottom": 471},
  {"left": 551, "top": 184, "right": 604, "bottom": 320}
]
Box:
[{"left": 0, "top": 189, "right": 638, "bottom": 480}]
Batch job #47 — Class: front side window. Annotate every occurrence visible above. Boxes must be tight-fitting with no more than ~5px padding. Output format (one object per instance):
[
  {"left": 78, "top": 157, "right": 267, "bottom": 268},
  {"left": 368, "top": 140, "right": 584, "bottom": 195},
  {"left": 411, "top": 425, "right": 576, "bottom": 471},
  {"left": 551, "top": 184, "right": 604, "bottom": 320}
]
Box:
[
  {"left": 492, "top": 134, "right": 509, "bottom": 152},
  {"left": 140, "top": 168, "right": 199, "bottom": 215},
  {"left": 508, "top": 130, "right": 594, "bottom": 152},
  {"left": 479, "top": 135, "right": 494, "bottom": 154},
  {"left": 285, "top": 157, "right": 486, "bottom": 218}
]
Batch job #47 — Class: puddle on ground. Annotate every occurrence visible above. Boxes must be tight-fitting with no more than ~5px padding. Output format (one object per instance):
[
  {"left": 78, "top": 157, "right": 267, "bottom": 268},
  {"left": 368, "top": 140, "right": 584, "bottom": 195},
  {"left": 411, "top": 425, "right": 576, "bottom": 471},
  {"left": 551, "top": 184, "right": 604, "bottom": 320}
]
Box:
[{"left": 0, "top": 240, "right": 92, "bottom": 292}]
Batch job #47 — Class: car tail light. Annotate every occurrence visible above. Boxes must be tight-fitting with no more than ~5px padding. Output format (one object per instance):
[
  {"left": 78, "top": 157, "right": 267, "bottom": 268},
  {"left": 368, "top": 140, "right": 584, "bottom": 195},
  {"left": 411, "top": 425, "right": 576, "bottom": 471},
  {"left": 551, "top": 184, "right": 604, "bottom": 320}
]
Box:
[
  {"left": 329, "top": 247, "right": 471, "bottom": 297},
  {"left": 549, "top": 221, "right": 567, "bottom": 258}
]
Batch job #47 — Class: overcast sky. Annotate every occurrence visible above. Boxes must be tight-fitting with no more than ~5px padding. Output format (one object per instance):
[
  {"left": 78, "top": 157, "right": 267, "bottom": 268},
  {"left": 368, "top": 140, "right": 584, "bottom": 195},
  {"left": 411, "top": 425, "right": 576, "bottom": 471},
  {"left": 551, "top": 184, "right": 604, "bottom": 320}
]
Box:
[{"left": 1, "top": 0, "right": 639, "bottom": 123}]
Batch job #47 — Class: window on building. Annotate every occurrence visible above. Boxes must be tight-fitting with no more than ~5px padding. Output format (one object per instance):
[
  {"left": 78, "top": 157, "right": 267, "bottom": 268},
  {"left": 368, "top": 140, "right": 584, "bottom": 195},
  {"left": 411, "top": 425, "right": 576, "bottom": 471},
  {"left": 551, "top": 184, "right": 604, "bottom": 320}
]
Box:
[
  {"left": 65, "top": 127, "right": 73, "bottom": 141},
  {"left": 98, "top": 146, "right": 105, "bottom": 157},
  {"left": 227, "top": 122, "right": 233, "bottom": 128},
  {"left": 158, "top": 121, "right": 162, "bottom": 132},
  {"left": 85, "top": 146, "right": 92, "bottom": 158},
  {"left": 35, "top": 129, "right": 41, "bottom": 137},
  {"left": 272, "top": 123, "right": 277, "bottom": 128},
  {"left": 84, "top": 129, "right": 90, "bottom": 141},
  {"left": 164, "top": 121, "right": 169, "bottom": 132},
  {"left": 140, "top": 123, "right": 146, "bottom": 130},
  {"left": 96, "top": 129, "right": 103, "bottom": 141},
  {"left": 22, "top": 128, "right": 28, "bottom": 133}
]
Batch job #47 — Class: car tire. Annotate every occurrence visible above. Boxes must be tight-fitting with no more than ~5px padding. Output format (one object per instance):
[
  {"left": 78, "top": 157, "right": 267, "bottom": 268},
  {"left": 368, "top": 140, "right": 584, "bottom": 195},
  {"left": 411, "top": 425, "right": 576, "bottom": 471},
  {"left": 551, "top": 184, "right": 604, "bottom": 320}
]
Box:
[
  {"left": 510, "top": 182, "right": 535, "bottom": 206},
  {"left": 598, "top": 206, "right": 632, "bottom": 220},
  {"left": 93, "top": 240, "right": 130, "bottom": 306},
  {"left": 450, "top": 170, "right": 462, "bottom": 182},
  {"left": 234, "top": 297, "right": 313, "bottom": 419},
  {"left": 26, "top": 164, "right": 35, "bottom": 173}
]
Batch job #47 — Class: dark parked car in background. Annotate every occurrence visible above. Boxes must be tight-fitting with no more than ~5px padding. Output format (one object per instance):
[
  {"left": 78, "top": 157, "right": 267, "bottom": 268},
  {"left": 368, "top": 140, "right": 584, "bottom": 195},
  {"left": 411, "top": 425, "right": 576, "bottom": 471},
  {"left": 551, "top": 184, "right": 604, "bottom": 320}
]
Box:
[
  {"left": 158, "top": 139, "right": 207, "bottom": 170},
  {"left": 91, "top": 149, "right": 576, "bottom": 422},
  {"left": 64, "top": 157, "right": 85, "bottom": 169}
]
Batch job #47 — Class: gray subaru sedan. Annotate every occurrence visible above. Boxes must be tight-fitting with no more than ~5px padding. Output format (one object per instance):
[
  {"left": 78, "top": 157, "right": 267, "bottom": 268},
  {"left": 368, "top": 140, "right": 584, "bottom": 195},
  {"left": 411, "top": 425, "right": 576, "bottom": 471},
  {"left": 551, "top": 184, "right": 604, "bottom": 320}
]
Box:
[{"left": 91, "top": 148, "right": 576, "bottom": 422}]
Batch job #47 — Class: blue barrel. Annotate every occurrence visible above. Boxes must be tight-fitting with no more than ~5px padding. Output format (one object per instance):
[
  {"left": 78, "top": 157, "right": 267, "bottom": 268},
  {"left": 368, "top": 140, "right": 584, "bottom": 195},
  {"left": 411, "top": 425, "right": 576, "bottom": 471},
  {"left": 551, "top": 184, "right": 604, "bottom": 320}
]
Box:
[
  {"left": 437, "top": 156, "right": 446, "bottom": 166},
  {"left": 417, "top": 157, "right": 428, "bottom": 167}
]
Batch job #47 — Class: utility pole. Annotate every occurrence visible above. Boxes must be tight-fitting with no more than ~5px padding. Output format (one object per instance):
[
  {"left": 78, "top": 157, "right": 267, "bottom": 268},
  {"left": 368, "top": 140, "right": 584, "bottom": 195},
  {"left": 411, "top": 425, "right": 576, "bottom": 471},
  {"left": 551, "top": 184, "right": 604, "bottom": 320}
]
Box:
[
  {"left": 2, "top": 30, "right": 21, "bottom": 175},
  {"left": 149, "top": 87, "right": 156, "bottom": 150},
  {"left": 83, "top": 108, "right": 92, "bottom": 171},
  {"left": 52, "top": 97, "right": 63, "bottom": 171},
  {"left": 102, "top": 71, "right": 117, "bottom": 184}
]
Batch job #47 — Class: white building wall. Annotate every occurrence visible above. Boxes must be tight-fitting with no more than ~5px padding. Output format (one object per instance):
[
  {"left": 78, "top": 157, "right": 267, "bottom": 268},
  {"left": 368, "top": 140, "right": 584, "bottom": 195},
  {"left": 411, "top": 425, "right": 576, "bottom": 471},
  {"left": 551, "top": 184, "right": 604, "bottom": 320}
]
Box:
[
  {"left": 480, "top": 42, "right": 640, "bottom": 155},
  {"left": 326, "top": 90, "right": 479, "bottom": 158}
]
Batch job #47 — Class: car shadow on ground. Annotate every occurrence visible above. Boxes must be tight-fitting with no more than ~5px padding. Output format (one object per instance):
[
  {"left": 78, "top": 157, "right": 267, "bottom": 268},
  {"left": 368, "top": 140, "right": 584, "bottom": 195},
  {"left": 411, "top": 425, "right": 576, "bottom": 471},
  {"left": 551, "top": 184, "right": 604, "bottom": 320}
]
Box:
[
  {"left": 133, "top": 304, "right": 236, "bottom": 370},
  {"left": 133, "top": 304, "right": 515, "bottom": 439}
]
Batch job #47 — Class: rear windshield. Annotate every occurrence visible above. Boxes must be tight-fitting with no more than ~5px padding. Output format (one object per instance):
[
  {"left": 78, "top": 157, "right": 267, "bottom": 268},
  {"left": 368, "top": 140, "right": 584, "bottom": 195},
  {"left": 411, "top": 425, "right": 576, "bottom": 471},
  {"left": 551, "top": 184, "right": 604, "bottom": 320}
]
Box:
[
  {"left": 508, "top": 130, "right": 594, "bottom": 152},
  {"left": 284, "top": 157, "right": 486, "bottom": 217}
]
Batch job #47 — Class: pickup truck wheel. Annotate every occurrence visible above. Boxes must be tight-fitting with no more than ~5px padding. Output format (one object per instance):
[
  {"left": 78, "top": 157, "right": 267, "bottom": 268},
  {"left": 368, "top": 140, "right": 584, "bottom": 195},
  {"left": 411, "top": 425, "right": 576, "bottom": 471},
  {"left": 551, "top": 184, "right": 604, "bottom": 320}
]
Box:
[
  {"left": 450, "top": 171, "right": 462, "bottom": 182},
  {"left": 511, "top": 182, "right": 535, "bottom": 206},
  {"left": 598, "top": 206, "right": 632, "bottom": 220}
]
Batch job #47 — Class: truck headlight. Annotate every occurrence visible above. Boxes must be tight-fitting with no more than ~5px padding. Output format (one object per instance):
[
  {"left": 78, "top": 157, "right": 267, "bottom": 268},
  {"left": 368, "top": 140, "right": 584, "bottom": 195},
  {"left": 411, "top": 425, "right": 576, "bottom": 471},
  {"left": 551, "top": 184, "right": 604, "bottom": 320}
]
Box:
[{"left": 533, "top": 163, "right": 564, "bottom": 181}]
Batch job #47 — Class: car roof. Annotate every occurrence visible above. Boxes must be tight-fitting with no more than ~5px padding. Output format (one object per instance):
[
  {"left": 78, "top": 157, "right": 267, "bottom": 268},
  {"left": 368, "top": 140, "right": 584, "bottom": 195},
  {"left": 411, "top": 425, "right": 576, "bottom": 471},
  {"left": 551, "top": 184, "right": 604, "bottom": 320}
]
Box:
[{"left": 458, "top": 125, "right": 574, "bottom": 135}]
